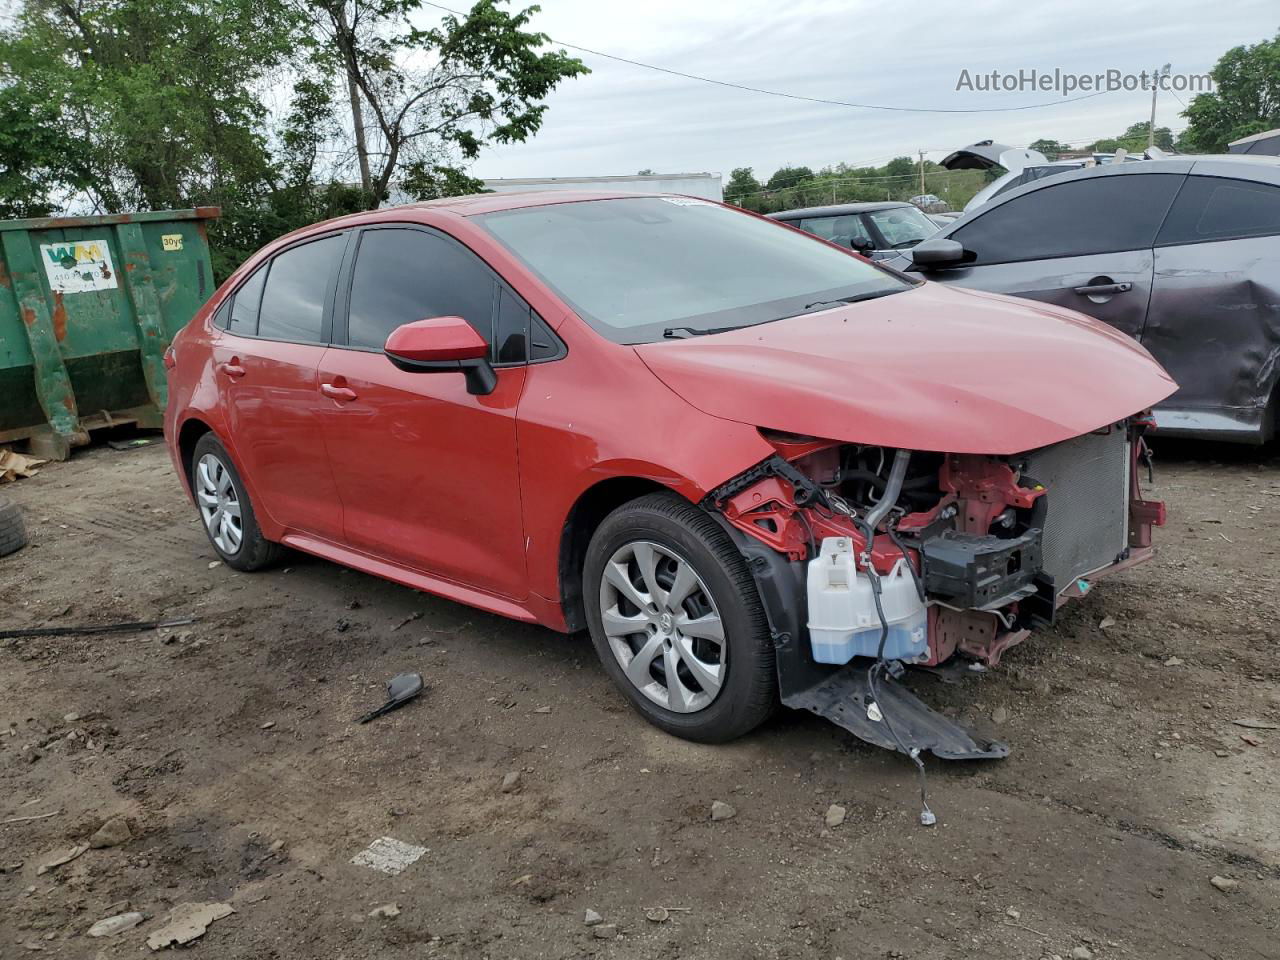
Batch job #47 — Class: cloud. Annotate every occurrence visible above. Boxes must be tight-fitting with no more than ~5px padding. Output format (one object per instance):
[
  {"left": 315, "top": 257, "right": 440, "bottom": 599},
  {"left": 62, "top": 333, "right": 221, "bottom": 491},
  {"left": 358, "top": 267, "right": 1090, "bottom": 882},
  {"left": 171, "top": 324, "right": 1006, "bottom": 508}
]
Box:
[{"left": 431, "top": 0, "right": 1275, "bottom": 180}]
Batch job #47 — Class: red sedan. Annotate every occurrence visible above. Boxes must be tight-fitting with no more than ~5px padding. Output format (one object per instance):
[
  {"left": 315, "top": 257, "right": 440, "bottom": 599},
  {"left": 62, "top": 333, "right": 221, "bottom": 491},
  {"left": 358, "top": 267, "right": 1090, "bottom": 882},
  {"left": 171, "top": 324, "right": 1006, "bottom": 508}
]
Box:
[{"left": 163, "top": 191, "right": 1174, "bottom": 759}]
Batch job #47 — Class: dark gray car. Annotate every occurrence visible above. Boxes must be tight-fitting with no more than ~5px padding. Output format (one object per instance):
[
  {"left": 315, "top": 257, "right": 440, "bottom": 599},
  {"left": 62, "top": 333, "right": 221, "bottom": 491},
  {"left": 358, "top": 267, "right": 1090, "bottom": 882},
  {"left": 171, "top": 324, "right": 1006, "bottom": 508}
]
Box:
[
  {"left": 887, "top": 156, "right": 1280, "bottom": 443},
  {"left": 769, "top": 201, "right": 939, "bottom": 260}
]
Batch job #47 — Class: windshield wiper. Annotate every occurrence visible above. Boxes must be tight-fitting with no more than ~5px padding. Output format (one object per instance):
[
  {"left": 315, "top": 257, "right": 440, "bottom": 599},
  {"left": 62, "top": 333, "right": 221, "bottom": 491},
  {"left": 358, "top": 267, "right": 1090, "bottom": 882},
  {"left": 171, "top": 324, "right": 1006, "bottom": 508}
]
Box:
[
  {"left": 794, "top": 287, "right": 904, "bottom": 317},
  {"left": 662, "top": 324, "right": 742, "bottom": 339},
  {"left": 803, "top": 297, "right": 856, "bottom": 310}
]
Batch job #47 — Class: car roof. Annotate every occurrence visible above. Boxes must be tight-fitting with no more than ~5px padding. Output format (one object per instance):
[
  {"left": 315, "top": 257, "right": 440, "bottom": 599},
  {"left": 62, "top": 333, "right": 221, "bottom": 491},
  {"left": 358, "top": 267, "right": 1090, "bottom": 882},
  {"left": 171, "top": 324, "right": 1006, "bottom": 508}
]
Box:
[
  {"left": 768, "top": 201, "right": 915, "bottom": 220},
  {"left": 923, "top": 154, "right": 1280, "bottom": 245},
  {"left": 302, "top": 190, "right": 686, "bottom": 236},
  {"left": 957, "top": 154, "right": 1280, "bottom": 217}
]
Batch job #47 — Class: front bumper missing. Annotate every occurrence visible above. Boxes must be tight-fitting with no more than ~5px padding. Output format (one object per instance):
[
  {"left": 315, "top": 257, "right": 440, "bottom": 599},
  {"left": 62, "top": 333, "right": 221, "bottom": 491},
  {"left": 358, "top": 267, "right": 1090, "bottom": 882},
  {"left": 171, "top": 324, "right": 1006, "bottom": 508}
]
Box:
[
  {"left": 724, "top": 519, "right": 1007, "bottom": 761},
  {"left": 788, "top": 660, "right": 1008, "bottom": 760}
]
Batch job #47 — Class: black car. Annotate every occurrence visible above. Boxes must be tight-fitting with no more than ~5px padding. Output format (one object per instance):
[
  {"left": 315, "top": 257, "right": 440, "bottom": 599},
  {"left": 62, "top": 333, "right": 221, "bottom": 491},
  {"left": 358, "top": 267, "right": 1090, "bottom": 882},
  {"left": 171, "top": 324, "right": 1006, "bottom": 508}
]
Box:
[
  {"left": 768, "top": 201, "right": 940, "bottom": 260},
  {"left": 887, "top": 156, "right": 1280, "bottom": 444}
]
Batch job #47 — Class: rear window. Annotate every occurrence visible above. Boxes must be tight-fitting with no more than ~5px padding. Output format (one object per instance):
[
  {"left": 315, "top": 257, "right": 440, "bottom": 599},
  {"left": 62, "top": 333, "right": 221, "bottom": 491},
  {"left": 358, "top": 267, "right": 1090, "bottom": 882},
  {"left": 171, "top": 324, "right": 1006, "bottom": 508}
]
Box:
[
  {"left": 257, "top": 234, "right": 345, "bottom": 343},
  {"left": 1156, "top": 176, "right": 1280, "bottom": 245},
  {"left": 476, "top": 198, "right": 908, "bottom": 344}
]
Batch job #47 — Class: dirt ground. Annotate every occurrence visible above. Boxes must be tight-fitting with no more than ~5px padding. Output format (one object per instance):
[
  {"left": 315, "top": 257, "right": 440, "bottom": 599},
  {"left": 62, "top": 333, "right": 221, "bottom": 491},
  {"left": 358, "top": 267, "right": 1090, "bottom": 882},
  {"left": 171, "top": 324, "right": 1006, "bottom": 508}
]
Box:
[{"left": 1, "top": 433, "right": 1277, "bottom": 960}]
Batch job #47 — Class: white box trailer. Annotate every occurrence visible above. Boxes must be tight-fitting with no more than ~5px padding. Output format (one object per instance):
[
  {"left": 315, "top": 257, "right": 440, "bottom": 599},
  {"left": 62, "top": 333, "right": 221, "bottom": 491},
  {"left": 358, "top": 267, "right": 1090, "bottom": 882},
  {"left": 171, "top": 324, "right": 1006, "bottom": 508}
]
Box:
[{"left": 481, "top": 172, "right": 723, "bottom": 201}]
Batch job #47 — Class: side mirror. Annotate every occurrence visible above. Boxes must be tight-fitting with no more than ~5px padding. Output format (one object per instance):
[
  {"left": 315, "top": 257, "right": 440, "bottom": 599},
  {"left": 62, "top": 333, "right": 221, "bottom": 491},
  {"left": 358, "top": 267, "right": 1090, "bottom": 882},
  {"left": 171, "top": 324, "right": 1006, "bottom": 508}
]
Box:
[
  {"left": 384, "top": 316, "right": 497, "bottom": 395},
  {"left": 849, "top": 237, "right": 876, "bottom": 256},
  {"left": 910, "top": 238, "right": 969, "bottom": 270}
]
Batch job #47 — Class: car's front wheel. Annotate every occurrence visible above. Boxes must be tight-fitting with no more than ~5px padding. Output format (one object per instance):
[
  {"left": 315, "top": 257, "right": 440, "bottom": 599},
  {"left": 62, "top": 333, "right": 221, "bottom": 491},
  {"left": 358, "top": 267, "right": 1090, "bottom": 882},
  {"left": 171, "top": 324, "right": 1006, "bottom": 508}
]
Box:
[
  {"left": 583, "top": 492, "right": 776, "bottom": 743},
  {"left": 190, "top": 433, "right": 280, "bottom": 571}
]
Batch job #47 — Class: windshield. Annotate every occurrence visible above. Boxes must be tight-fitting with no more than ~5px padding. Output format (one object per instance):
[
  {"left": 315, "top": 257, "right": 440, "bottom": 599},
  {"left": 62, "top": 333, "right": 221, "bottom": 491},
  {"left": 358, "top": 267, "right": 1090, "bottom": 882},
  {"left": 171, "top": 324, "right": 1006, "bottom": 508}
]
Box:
[
  {"left": 866, "top": 206, "right": 939, "bottom": 249},
  {"left": 475, "top": 197, "right": 909, "bottom": 343}
]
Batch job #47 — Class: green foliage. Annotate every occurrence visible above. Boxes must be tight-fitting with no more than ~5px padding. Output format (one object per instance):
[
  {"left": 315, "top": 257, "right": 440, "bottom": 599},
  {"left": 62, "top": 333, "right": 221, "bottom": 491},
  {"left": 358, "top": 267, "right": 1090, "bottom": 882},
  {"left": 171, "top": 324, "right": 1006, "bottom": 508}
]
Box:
[
  {"left": 401, "top": 163, "right": 488, "bottom": 200},
  {"left": 1028, "top": 138, "right": 1073, "bottom": 161},
  {"left": 765, "top": 166, "right": 815, "bottom": 191},
  {"left": 724, "top": 167, "right": 763, "bottom": 204},
  {"left": 0, "top": 0, "right": 585, "bottom": 279},
  {"left": 1179, "top": 31, "right": 1280, "bottom": 152},
  {"left": 728, "top": 159, "right": 987, "bottom": 215},
  {"left": 1090, "top": 122, "right": 1174, "bottom": 154},
  {"left": 0, "top": 64, "right": 91, "bottom": 217},
  {"left": 297, "top": 0, "right": 587, "bottom": 204}
]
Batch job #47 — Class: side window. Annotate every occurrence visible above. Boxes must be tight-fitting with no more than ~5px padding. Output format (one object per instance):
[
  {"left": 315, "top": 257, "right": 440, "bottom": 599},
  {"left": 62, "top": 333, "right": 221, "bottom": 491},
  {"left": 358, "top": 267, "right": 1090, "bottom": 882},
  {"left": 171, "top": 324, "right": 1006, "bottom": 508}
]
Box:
[
  {"left": 953, "top": 174, "right": 1182, "bottom": 265},
  {"left": 799, "top": 215, "right": 871, "bottom": 247},
  {"left": 347, "top": 228, "right": 496, "bottom": 351},
  {"left": 227, "top": 264, "right": 266, "bottom": 334},
  {"left": 212, "top": 299, "right": 231, "bottom": 331},
  {"left": 494, "top": 285, "right": 529, "bottom": 364},
  {"left": 1156, "top": 176, "right": 1280, "bottom": 245},
  {"left": 257, "top": 234, "right": 344, "bottom": 343},
  {"left": 528, "top": 313, "right": 564, "bottom": 362},
  {"left": 797, "top": 217, "right": 837, "bottom": 241}
]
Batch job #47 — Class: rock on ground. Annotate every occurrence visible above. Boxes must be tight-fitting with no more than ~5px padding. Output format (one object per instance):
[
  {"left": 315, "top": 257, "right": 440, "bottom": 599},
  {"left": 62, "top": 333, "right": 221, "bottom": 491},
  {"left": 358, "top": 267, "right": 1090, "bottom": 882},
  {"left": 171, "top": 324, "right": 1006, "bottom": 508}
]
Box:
[{"left": 710, "top": 800, "right": 736, "bottom": 821}]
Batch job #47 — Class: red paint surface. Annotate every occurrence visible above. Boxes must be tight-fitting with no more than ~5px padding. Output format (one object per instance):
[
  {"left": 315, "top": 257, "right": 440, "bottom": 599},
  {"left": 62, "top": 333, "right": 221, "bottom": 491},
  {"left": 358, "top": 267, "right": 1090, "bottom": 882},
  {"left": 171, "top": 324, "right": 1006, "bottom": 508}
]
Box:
[
  {"left": 384, "top": 316, "right": 488, "bottom": 361},
  {"left": 164, "top": 192, "right": 1173, "bottom": 632},
  {"left": 636, "top": 283, "right": 1175, "bottom": 456}
]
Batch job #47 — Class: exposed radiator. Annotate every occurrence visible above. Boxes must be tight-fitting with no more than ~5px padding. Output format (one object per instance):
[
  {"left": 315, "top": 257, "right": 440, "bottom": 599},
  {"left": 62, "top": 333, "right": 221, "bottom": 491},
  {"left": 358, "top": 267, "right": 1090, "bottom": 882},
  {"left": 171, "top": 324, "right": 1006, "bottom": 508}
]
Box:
[{"left": 1020, "top": 427, "right": 1130, "bottom": 592}]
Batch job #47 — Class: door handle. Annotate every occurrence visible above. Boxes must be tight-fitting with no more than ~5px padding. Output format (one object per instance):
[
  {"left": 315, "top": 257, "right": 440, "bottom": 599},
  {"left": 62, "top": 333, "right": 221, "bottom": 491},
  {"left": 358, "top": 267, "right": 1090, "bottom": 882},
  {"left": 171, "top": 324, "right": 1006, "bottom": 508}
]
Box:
[
  {"left": 320, "top": 383, "right": 358, "bottom": 402},
  {"left": 217, "top": 360, "right": 246, "bottom": 379},
  {"left": 1073, "top": 281, "right": 1132, "bottom": 296}
]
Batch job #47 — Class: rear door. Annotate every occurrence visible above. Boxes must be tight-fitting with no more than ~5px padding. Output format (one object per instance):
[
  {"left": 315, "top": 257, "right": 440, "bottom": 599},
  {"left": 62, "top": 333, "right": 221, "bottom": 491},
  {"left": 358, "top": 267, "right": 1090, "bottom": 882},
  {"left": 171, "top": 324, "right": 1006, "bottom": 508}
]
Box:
[
  {"left": 1145, "top": 170, "right": 1280, "bottom": 435},
  {"left": 315, "top": 225, "right": 541, "bottom": 600},
  {"left": 212, "top": 232, "right": 348, "bottom": 540},
  {"left": 929, "top": 171, "right": 1185, "bottom": 342}
]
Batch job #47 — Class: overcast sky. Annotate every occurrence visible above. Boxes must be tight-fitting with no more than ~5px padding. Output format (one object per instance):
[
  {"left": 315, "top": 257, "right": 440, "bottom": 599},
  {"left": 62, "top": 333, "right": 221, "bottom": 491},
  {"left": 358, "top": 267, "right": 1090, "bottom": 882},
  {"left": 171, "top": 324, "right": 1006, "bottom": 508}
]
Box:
[{"left": 425, "top": 0, "right": 1277, "bottom": 182}]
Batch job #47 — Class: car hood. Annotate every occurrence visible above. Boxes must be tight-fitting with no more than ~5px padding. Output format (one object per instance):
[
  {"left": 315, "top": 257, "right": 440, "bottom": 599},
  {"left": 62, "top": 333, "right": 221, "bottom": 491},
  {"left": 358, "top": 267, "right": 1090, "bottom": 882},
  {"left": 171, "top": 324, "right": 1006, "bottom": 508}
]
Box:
[{"left": 634, "top": 283, "right": 1176, "bottom": 455}]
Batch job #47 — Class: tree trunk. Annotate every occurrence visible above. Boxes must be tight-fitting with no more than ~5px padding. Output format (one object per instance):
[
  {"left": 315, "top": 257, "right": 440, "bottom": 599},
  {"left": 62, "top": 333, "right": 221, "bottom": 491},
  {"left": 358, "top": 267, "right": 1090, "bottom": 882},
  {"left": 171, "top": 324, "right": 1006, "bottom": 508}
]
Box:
[{"left": 334, "top": 3, "right": 373, "bottom": 203}]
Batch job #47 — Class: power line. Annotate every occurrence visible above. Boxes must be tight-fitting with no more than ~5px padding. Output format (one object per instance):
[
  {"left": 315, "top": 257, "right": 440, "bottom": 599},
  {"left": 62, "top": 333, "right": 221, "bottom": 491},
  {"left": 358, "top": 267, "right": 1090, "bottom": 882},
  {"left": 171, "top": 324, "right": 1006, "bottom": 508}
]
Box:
[{"left": 419, "top": 2, "right": 1113, "bottom": 114}]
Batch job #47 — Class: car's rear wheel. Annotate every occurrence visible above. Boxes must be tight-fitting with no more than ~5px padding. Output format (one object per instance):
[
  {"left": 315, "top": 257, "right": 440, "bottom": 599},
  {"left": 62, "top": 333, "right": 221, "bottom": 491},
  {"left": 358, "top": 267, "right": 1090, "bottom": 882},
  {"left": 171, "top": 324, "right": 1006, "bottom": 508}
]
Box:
[
  {"left": 190, "top": 433, "right": 279, "bottom": 571},
  {"left": 583, "top": 492, "right": 776, "bottom": 742}
]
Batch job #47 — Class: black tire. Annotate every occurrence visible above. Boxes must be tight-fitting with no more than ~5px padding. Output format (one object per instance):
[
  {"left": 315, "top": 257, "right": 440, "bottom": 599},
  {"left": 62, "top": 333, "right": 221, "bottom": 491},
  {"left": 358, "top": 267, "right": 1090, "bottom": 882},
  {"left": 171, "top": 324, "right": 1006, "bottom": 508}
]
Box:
[
  {"left": 190, "top": 433, "right": 280, "bottom": 572},
  {"left": 583, "top": 492, "right": 776, "bottom": 743},
  {"left": 0, "top": 495, "right": 28, "bottom": 557}
]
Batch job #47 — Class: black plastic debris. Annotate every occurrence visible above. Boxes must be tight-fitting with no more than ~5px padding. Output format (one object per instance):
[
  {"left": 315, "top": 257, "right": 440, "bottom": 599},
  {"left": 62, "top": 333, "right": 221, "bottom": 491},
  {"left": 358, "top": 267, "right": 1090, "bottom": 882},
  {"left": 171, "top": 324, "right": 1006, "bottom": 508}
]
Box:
[{"left": 356, "top": 673, "right": 424, "bottom": 724}]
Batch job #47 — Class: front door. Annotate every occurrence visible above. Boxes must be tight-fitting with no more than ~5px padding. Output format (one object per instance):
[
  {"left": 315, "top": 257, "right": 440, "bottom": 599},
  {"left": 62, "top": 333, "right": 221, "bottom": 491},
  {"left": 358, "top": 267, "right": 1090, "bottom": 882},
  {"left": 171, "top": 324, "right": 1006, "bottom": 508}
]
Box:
[
  {"left": 316, "top": 226, "right": 528, "bottom": 600},
  {"left": 934, "top": 172, "right": 1186, "bottom": 343},
  {"left": 214, "top": 232, "right": 348, "bottom": 541}
]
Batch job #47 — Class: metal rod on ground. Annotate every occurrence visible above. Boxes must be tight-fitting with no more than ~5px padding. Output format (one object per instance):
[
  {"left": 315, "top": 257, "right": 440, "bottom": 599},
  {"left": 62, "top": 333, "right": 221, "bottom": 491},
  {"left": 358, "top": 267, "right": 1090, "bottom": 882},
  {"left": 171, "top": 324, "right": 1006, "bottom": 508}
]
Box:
[{"left": 0, "top": 617, "right": 196, "bottom": 640}]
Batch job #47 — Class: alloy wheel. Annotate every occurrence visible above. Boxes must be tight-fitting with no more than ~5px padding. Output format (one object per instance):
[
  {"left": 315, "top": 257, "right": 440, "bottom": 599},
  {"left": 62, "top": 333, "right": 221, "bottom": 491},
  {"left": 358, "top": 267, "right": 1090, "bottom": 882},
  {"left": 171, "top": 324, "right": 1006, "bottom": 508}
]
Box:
[
  {"left": 196, "top": 453, "right": 243, "bottom": 555},
  {"left": 598, "top": 540, "right": 726, "bottom": 713}
]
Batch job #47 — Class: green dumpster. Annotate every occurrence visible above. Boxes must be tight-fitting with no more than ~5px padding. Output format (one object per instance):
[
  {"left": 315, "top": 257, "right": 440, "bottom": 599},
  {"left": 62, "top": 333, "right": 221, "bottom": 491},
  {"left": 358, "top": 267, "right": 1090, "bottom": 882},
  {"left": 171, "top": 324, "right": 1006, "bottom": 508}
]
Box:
[{"left": 0, "top": 207, "right": 220, "bottom": 460}]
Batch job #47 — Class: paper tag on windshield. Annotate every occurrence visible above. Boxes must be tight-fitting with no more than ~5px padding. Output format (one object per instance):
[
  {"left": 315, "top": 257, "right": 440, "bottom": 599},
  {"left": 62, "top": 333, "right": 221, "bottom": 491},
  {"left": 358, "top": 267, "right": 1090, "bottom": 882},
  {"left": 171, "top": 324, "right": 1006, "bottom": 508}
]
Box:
[{"left": 659, "top": 197, "right": 714, "bottom": 206}]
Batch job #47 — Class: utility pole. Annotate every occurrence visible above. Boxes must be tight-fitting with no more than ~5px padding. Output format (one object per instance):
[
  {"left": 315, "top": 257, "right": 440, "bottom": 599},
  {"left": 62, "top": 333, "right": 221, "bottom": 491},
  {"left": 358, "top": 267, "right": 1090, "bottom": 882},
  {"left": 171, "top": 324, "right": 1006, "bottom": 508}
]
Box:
[
  {"left": 1148, "top": 63, "right": 1171, "bottom": 149},
  {"left": 918, "top": 150, "right": 926, "bottom": 195}
]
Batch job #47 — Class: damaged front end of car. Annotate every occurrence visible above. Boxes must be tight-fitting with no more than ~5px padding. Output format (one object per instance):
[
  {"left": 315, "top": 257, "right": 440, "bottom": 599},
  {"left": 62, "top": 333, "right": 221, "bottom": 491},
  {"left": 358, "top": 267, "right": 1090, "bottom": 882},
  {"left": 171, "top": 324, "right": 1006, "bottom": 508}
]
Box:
[{"left": 704, "top": 419, "right": 1166, "bottom": 761}]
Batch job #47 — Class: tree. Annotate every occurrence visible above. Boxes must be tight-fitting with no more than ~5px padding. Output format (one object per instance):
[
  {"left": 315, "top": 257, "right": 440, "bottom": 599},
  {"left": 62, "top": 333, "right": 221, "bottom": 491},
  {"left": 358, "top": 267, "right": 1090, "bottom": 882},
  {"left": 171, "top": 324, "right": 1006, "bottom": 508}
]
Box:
[
  {"left": 882, "top": 156, "right": 915, "bottom": 181},
  {"left": 765, "top": 166, "right": 814, "bottom": 191},
  {"left": 0, "top": 70, "right": 91, "bottom": 217},
  {"left": 294, "top": 0, "right": 588, "bottom": 206},
  {"left": 636, "top": 168, "right": 655, "bottom": 175},
  {"left": 1, "top": 0, "right": 296, "bottom": 214},
  {"left": 1180, "top": 31, "right": 1280, "bottom": 152},
  {"left": 1090, "top": 122, "right": 1174, "bottom": 154},
  {"left": 1028, "top": 138, "right": 1073, "bottom": 160},
  {"left": 723, "top": 167, "right": 762, "bottom": 205}
]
